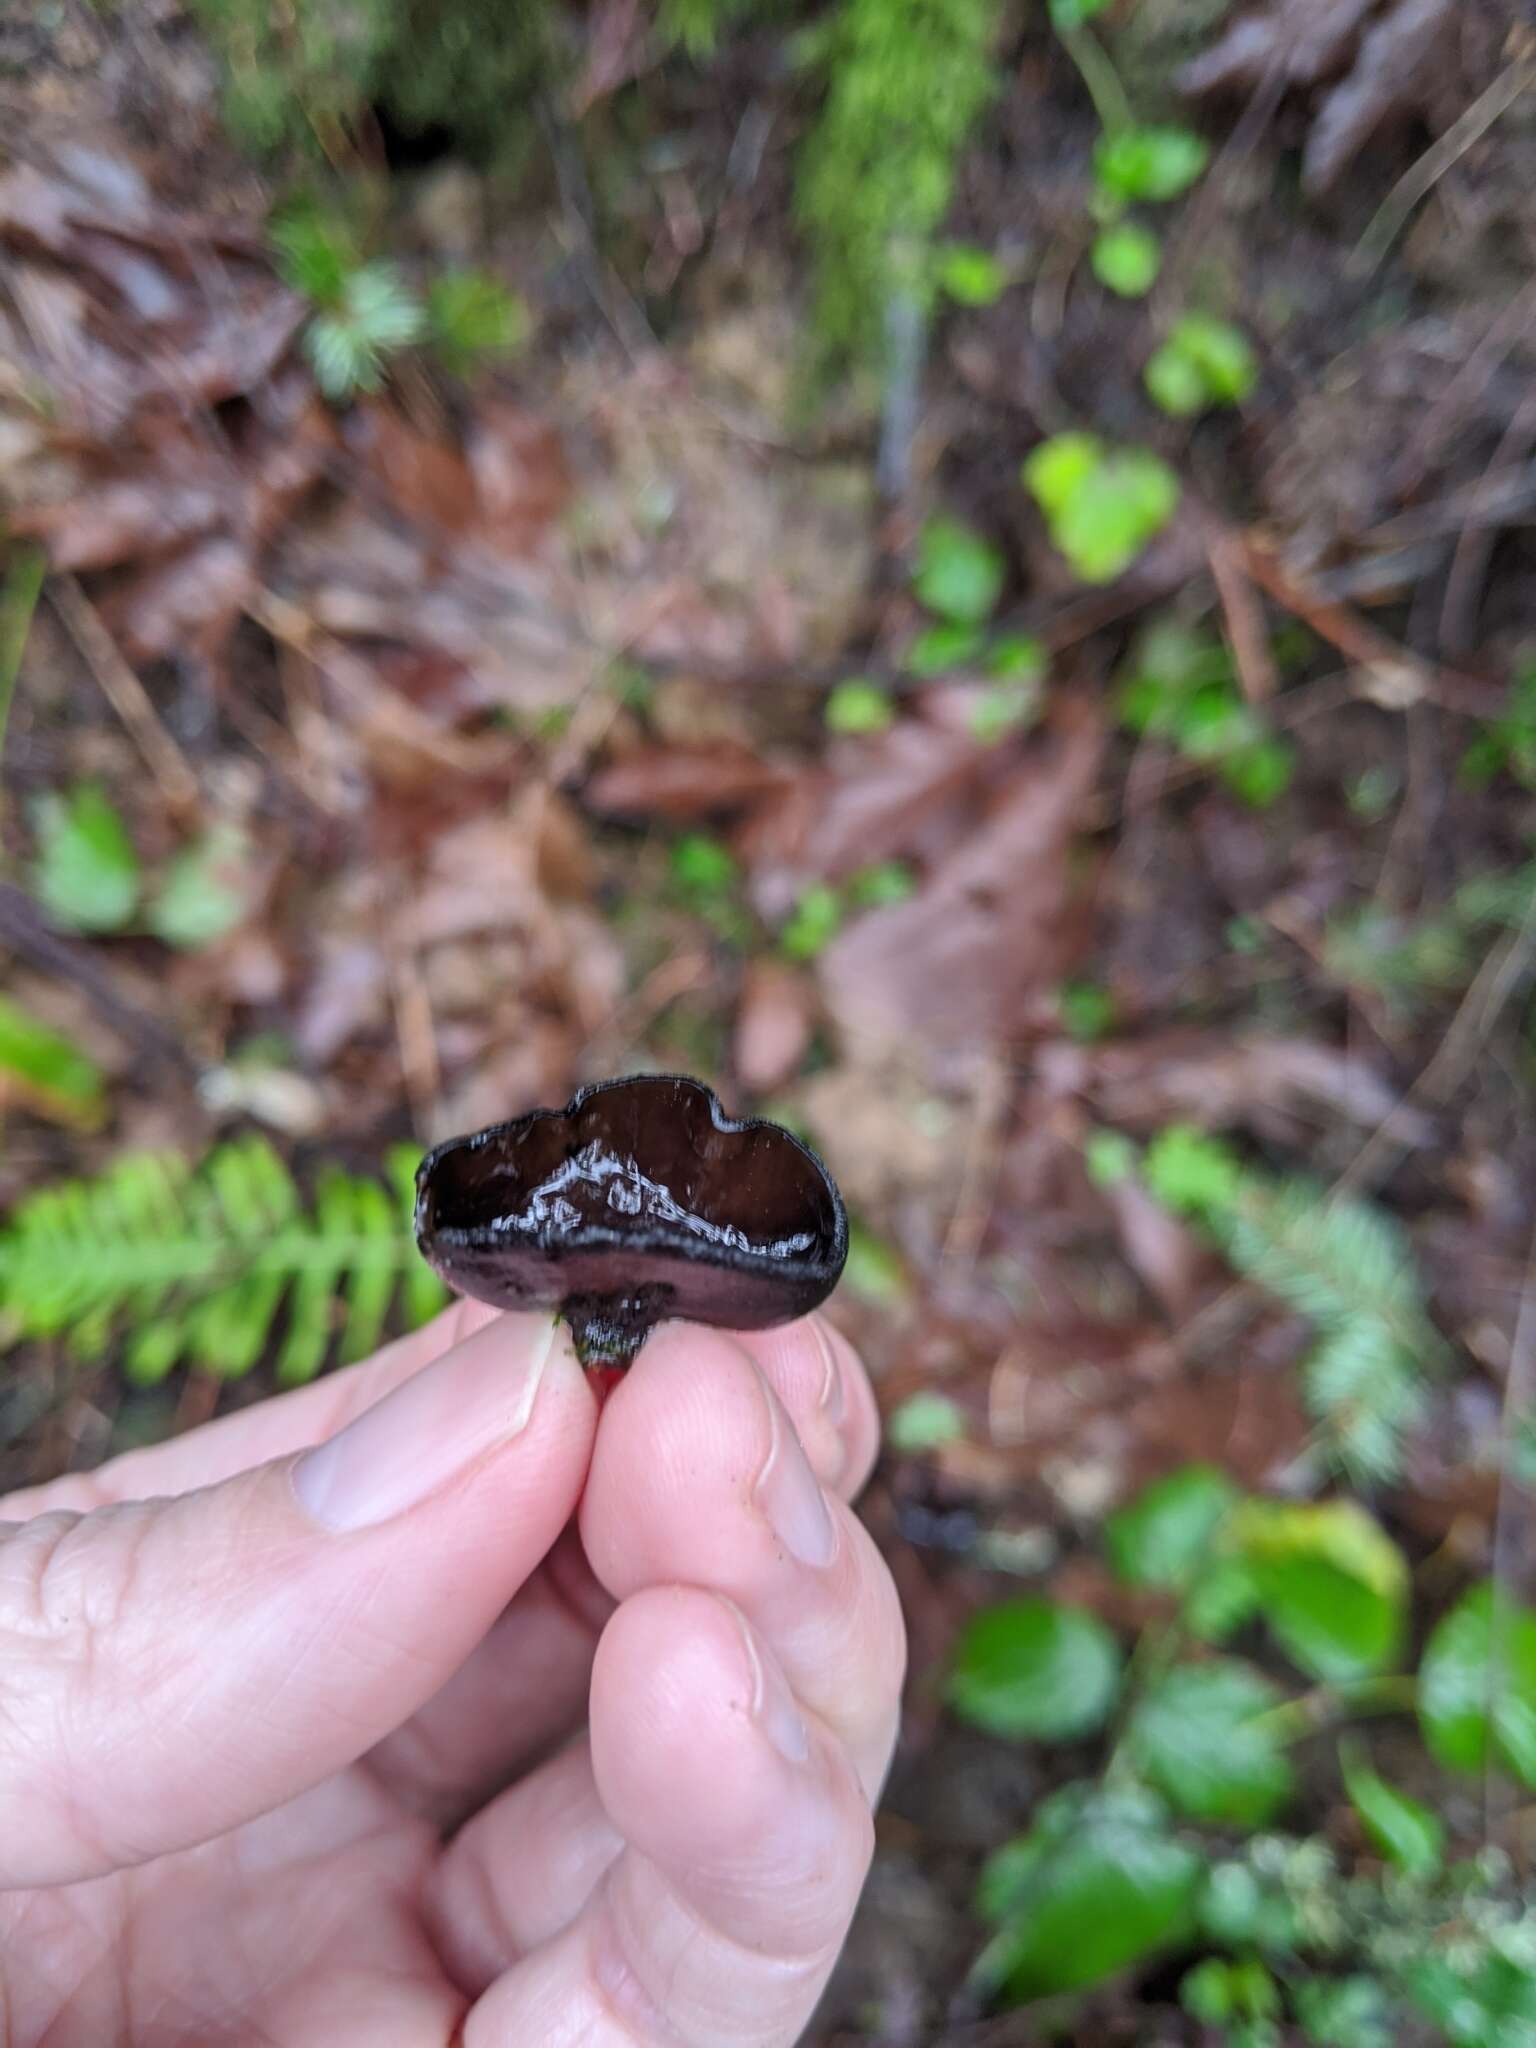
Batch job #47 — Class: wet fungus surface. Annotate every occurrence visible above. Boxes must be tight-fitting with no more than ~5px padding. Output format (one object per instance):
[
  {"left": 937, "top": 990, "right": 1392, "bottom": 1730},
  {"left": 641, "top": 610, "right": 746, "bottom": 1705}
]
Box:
[{"left": 415, "top": 1074, "right": 849, "bottom": 1370}]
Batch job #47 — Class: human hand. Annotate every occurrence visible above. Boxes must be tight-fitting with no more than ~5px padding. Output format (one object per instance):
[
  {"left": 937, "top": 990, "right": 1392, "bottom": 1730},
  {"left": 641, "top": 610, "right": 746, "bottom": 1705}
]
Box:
[{"left": 0, "top": 1300, "right": 903, "bottom": 2045}]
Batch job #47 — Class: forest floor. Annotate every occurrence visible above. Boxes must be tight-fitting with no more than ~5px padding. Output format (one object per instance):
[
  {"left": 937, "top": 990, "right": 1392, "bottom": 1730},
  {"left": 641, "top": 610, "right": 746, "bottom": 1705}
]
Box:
[{"left": 2, "top": 1, "right": 1536, "bottom": 2040}]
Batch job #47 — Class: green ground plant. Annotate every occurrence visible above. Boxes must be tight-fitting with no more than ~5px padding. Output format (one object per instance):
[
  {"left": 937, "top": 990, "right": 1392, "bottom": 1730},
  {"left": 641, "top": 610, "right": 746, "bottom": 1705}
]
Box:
[
  {"left": 27, "top": 782, "right": 257, "bottom": 950},
  {"left": 1024, "top": 433, "right": 1181, "bottom": 585},
  {"left": 273, "top": 206, "right": 526, "bottom": 398},
  {"left": 1145, "top": 312, "right": 1258, "bottom": 417},
  {"left": 794, "top": 0, "right": 1002, "bottom": 371},
  {"left": 1323, "top": 863, "right": 1536, "bottom": 1021},
  {"left": 1130, "top": 1123, "right": 1440, "bottom": 1482},
  {"left": 0, "top": 1137, "right": 445, "bottom": 1384},
  {"left": 1045, "top": 0, "right": 1208, "bottom": 301},
  {"left": 192, "top": 0, "right": 1002, "bottom": 379},
  {"left": 1461, "top": 659, "right": 1536, "bottom": 791},
  {"left": 0, "top": 996, "right": 106, "bottom": 1130},
  {"left": 186, "top": 0, "right": 553, "bottom": 159},
  {"left": 947, "top": 1125, "right": 1521, "bottom": 2033},
  {"left": 1115, "top": 618, "right": 1295, "bottom": 807},
  {"left": 950, "top": 1456, "right": 1536, "bottom": 2044}
]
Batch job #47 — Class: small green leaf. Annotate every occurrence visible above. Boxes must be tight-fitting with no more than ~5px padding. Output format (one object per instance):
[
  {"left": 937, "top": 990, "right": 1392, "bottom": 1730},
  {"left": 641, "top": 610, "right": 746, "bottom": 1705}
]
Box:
[
  {"left": 1197, "top": 1860, "right": 1267, "bottom": 1948},
  {"left": 985, "top": 632, "right": 1046, "bottom": 683},
  {"left": 1105, "top": 1463, "right": 1241, "bottom": 1591},
  {"left": 1084, "top": 1127, "right": 1137, "bottom": 1188},
  {"left": 1049, "top": 0, "right": 1112, "bottom": 24},
  {"left": 948, "top": 1597, "right": 1122, "bottom": 1741},
  {"left": 147, "top": 823, "right": 256, "bottom": 950},
  {"left": 825, "top": 679, "right": 896, "bottom": 734},
  {"left": 906, "top": 622, "right": 986, "bottom": 675},
  {"left": 887, "top": 1390, "right": 966, "bottom": 1452},
  {"left": 1058, "top": 978, "right": 1115, "bottom": 1042},
  {"left": 271, "top": 204, "right": 357, "bottom": 305},
  {"left": 841, "top": 1220, "right": 908, "bottom": 1303},
  {"left": 914, "top": 515, "right": 1004, "bottom": 625},
  {"left": 1094, "top": 125, "right": 1210, "bottom": 205},
  {"left": 1222, "top": 737, "right": 1295, "bottom": 809},
  {"left": 0, "top": 994, "right": 106, "bottom": 1127},
  {"left": 975, "top": 1783, "right": 1202, "bottom": 2001},
  {"left": 1128, "top": 1658, "right": 1293, "bottom": 1825},
  {"left": 427, "top": 268, "right": 528, "bottom": 376},
  {"left": 1147, "top": 313, "right": 1258, "bottom": 415},
  {"left": 345, "top": 262, "right": 426, "bottom": 350},
  {"left": 935, "top": 242, "right": 1009, "bottom": 307},
  {"left": 1407, "top": 1950, "right": 1536, "bottom": 2045},
  {"left": 1419, "top": 1582, "right": 1536, "bottom": 1787},
  {"left": 670, "top": 831, "right": 739, "bottom": 898},
  {"left": 1023, "top": 437, "right": 1180, "bottom": 584},
  {"left": 969, "top": 679, "right": 1041, "bottom": 744},
  {"left": 1143, "top": 1124, "right": 1243, "bottom": 1216},
  {"left": 780, "top": 883, "right": 843, "bottom": 960},
  {"left": 1182, "top": 1957, "right": 1236, "bottom": 2024},
  {"left": 1172, "top": 312, "right": 1258, "bottom": 402},
  {"left": 1185, "top": 1555, "right": 1262, "bottom": 1643},
  {"left": 1092, "top": 222, "right": 1161, "bottom": 297},
  {"left": 1339, "top": 1739, "right": 1444, "bottom": 1876},
  {"left": 1145, "top": 340, "right": 1209, "bottom": 417},
  {"left": 31, "top": 784, "right": 141, "bottom": 933},
  {"left": 1236, "top": 1499, "right": 1409, "bottom": 1683},
  {"left": 1173, "top": 686, "right": 1258, "bottom": 761},
  {"left": 848, "top": 860, "right": 917, "bottom": 908},
  {"left": 1022, "top": 431, "right": 1101, "bottom": 518},
  {"left": 1294, "top": 1974, "right": 1393, "bottom": 2048}
]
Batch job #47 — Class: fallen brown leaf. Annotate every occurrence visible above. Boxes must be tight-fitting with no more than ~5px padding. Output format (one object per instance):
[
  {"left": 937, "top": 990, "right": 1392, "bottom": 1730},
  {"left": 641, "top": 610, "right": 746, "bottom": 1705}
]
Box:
[
  {"left": 817, "top": 699, "right": 1103, "bottom": 1055},
  {"left": 733, "top": 958, "right": 816, "bottom": 1094},
  {"left": 1039, "top": 1030, "right": 1433, "bottom": 1147},
  {"left": 584, "top": 741, "right": 791, "bottom": 821}
]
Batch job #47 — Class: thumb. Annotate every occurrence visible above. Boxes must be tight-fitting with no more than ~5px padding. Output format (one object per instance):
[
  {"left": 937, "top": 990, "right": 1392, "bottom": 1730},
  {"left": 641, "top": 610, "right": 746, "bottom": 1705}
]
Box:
[{"left": 0, "top": 1313, "right": 593, "bottom": 1889}]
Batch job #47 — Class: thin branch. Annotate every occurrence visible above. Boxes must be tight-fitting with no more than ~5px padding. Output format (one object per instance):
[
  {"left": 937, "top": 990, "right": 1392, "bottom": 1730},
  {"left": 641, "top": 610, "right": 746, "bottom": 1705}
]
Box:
[{"left": 48, "top": 576, "right": 203, "bottom": 819}]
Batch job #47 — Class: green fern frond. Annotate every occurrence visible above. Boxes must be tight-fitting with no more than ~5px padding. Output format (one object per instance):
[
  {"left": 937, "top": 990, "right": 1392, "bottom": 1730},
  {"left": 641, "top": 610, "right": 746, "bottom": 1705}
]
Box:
[
  {"left": 1213, "top": 1177, "right": 1438, "bottom": 1484},
  {"left": 0, "top": 1137, "right": 447, "bottom": 1387},
  {"left": 1143, "top": 1128, "right": 1439, "bottom": 1483}
]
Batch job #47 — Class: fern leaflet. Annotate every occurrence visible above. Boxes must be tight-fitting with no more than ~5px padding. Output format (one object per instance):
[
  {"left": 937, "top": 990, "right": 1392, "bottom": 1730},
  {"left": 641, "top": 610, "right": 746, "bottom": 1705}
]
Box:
[
  {"left": 0, "top": 1137, "right": 447, "bottom": 1386},
  {"left": 1145, "top": 1129, "right": 1439, "bottom": 1482}
]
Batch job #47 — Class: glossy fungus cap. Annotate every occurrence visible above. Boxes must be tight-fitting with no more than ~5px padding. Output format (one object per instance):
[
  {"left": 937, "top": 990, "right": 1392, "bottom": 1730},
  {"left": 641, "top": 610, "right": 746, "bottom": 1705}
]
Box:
[{"left": 414, "top": 1074, "right": 849, "bottom": 1369}]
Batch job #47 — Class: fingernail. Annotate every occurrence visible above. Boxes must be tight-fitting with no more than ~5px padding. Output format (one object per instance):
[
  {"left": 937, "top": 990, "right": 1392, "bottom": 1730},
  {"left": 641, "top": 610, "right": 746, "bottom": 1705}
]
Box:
[
  {"left": 752, "top": 1366, "right": 837, "bottom": 1568},
  {"left": 812, "top": 1316, "right": 845, "bottom": 1425},
  {"left": 728, "top": 1600, "right": 810, "bottom": 1766},
  {"left": 293, "top": 1315, "right": 562, "bottom": 1532}
]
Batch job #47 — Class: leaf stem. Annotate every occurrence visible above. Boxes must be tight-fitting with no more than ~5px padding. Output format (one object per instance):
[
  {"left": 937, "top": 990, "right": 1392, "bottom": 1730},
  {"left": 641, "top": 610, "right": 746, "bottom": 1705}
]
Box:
[
  {"left": 1057, "top": 22, "right": 1132, "bottom": 138},
  {"left": 1252, "top": 1673, "right": 1420, "bottom": 1745}
]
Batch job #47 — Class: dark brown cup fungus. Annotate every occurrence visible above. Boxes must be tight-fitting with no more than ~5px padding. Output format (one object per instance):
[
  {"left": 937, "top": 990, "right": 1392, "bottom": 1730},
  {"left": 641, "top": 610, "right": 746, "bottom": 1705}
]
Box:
[{"left": 414, "top": 1074, "right": 848, "bottom": 1371}]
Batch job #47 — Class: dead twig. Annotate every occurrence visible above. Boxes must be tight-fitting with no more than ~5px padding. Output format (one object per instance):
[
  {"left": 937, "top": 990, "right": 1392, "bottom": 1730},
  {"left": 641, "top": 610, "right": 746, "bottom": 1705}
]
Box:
[
  {"left": 1439, "top": 391, "right": 1536, "bottom": 655},
  {"left": 941, "top": 1055, "right": 1013, "bottom": 1267},
  {"left": 1338, "top": 884, "right": 1536, "bottom": 1194},
  {"left": 1387, "top": 278, "right": 1536, "bottom": 500},
  {"left": 1238, "top": 535, "right": 1431, "bottom": 696},
  {"left": 49, "top": 575, "right": 203, "bottom": 819},
  {"left": 389, "top": 941, "right": 441, "bottom": 1143},
  {"left": 248, "top": 589, "right": 522, "bottom": 780},
  {"left": 1350, "top": 55, "right": 1536, "bottom": 278},
  {"left": 1207, "top": 525, "right": 1279, "bottom": 703}
]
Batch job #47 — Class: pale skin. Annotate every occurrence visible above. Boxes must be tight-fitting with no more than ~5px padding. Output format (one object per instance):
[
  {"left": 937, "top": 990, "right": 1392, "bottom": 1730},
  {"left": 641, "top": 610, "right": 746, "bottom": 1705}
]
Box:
[{"left": 0, "top": 1301, "right": 904, "bottom": 2046}]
